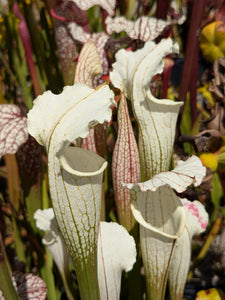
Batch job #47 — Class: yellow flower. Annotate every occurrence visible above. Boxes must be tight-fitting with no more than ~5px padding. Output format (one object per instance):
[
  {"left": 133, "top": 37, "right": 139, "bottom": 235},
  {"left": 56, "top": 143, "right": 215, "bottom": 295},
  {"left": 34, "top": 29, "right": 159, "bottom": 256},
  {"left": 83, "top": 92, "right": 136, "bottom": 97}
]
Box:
[
  {"left": 196, "top": 288, "right": 225, "bottom": 300},
  {"left": 199, "top": 21, "right": 225, "bottom": 63},
  {"left": 199, "top": 152, "right": 218, "bottom": 172}
]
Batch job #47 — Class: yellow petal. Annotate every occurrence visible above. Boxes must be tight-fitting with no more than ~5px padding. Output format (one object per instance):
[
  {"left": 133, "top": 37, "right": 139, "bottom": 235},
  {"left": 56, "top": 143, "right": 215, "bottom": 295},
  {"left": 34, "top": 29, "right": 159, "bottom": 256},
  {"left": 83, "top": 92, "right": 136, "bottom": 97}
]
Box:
[
  {"left": 199, "top": 21, "right": 225, "bottom": 63},
  {"left": 196, "top": 288, "right": 225, "bottom": 300},
  {"left": 199, "top": 152, "right": 218, "bottom": 172}
]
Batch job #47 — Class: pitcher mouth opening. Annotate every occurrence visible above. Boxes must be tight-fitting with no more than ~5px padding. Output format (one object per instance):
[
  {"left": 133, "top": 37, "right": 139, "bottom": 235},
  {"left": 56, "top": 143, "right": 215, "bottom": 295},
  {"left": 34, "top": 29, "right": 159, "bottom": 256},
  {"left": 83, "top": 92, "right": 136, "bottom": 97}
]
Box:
[
  {"left": 131, "top": 203, "right": 187, "bottom": 240},
  {"left": 59, "top": 146, "right": 108, "bottom": 177}
]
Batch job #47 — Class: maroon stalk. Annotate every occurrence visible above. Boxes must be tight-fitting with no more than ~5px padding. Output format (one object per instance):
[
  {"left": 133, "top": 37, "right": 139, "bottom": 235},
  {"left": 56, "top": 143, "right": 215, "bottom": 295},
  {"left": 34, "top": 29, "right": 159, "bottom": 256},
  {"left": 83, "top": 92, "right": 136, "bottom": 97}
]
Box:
[
  {"left": 179, "top": 0, "right": 206, "bottom": 123},
  {"left": 156, "top": 0, "right": 170, "bottom": 20},
  {"left": 13, "top": 3, "right": 41, "bottom": 97},
  {"left": 162, "top": 57, "right": 174, "bottom": 99},
  {"left": 189, "top": 46, "right": 199, "bottom": 124}
]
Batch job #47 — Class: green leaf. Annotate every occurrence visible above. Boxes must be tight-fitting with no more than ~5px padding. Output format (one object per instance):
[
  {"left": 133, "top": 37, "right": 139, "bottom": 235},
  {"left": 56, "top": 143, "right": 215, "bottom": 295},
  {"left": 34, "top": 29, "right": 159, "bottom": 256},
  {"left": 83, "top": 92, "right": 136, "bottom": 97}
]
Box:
[
  {"left": 40, "top": 247, "right": 57, "bottom": 300},
  {"left": 211, "top": 172, "right": 223, "bottom": 222},
  {"left": 0, "top": 234, "right": 20, "bottom": 300}
]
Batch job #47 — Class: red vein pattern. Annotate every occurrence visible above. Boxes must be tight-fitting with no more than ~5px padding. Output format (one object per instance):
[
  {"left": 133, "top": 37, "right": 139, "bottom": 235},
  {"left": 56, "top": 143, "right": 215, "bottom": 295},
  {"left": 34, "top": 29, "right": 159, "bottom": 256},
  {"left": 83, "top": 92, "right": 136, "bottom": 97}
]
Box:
[
  {"left": 55, "top": 23, "right": 78, "bottom": 85},
  {"left": 68, "top": 24, "right": 110, "bottom": 85},
  {"left": 123, "top": 155, "right": 206, "bottom": 194},
  {"left": 112, "top": 94, "right": 141, "bottom": 231},
  {"left": 92, "top": 33, "right": 110, "bottom": 87},
  {"left": 110, "top": 39, "right": 182, "bottom": 179},
  {"left": 71, "top": 0, "right": 116, "bottom": 16},
  {"left": 106, "top": 16, "right": 172, "bottom": 41},
  {"left": 0, "top": 104, "right": 28, "bottom": 158},
  {"left": 81, "top": 128, "right": 97, "bottom": 153},
  {"left": 10, "top": 272, "right": 47, "bottom": 300},
  {"left": 74, "top": 39, "right": 102, "bottom": 87},
  {"left": 74, "top": 39, "right": 108, "bottom": 157}
]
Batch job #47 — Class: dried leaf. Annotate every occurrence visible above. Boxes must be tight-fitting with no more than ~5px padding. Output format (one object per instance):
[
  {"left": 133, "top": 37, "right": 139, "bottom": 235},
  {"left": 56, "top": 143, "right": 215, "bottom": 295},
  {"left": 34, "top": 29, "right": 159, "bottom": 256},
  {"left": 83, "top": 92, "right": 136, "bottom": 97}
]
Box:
[
  {"left": 0, "top": 104, "right": 28, "bottom": 158},
  {"left": 194, "top": 129, "right": 222, "bottom": 152},
  {"left": 209, "top": 57, "right": 225, "bottom": 100},
  {"left": 203, "top": 58, "right": 225, "bottom": 135},
  {"left": 204, "top": 104, "right": 225, "bottom": 136},
  {"left": 94, "top": 123, "right": 107, "bottom": 158}
]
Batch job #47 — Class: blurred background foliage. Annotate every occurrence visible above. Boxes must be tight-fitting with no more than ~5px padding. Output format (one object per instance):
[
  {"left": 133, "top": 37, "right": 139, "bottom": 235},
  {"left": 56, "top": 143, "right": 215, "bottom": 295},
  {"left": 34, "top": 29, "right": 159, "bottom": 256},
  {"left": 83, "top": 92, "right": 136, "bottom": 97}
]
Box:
[{"left": 1, "top": 0, "right": 225, "bottom": 299}]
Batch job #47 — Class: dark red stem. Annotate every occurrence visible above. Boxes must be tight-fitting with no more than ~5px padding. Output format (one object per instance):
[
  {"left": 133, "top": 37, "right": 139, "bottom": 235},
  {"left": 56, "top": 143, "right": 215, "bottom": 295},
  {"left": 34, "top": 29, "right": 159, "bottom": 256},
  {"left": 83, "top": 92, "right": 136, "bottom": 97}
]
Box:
[
  {"left": 179, "top": 0, "right": 206, "bottom": 123},
  {"left": 162, "top": 58, "right": 173, "bottom": 99},
  {"left": 156, "top": 0, "right": 170, "bottom": 20},
  {"left": 189, "top": 46, "right": 199, "bottom": 124},
  {"left": 13, "top": 3, "right": 41, "bottom": 97}
]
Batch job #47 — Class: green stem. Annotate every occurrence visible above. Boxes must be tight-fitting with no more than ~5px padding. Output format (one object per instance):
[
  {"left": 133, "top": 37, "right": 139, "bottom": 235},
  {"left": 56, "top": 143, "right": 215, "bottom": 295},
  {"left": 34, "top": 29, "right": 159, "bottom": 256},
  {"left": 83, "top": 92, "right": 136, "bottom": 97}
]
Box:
[
  {"left": 5, "top": 154, "right": 26, "bottom": 264},
  {"left": 0, "top": 233, "right": 20, "bottom": 300},
  {"left": 42, "top": 172, "right": 77, "bottom": 299},
  {"left": 42, "top": 171, "right": 49, "bottom": 210},
  {"left": 126, "top": 0, "right": 136, "bottom": 19},
  {"left": 60, "top": 270, "right": 77, "bottom": 300},
  {"left": 13, "top": 3, "right": 43, "bottom": 97},
  {"left": 74, "top": 259, "right": 100, "bottom": 300},
  {"left": 41, "top": 247, "right": 57, "bottom": 300},
  {"left": 4, "top": 12, "right": 33, "bottom": 109},
  {"left": 25, "top": 175, "right": 42, "bottom": 231},
  {"left": 0, "top": 167, "right": 7, "bottom": 178},
  {"left": 12, "top": 217, "right": 26, "bottom": 265}
]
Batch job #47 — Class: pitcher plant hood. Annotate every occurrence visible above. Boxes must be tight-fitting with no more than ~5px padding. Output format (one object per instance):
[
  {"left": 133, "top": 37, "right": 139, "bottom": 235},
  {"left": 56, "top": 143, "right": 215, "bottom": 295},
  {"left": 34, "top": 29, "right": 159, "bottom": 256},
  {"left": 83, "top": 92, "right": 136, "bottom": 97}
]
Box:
[{"left": 27, "top": 83, "right": 116, "bottom": 300}]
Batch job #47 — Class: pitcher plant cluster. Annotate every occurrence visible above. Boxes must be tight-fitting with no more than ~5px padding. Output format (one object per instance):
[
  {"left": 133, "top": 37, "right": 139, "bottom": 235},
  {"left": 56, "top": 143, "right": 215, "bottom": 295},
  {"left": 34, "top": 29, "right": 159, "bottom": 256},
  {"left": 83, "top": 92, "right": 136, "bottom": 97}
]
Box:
[{"left": 1, "top": 0, "right": 225, "bottom": 300}]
